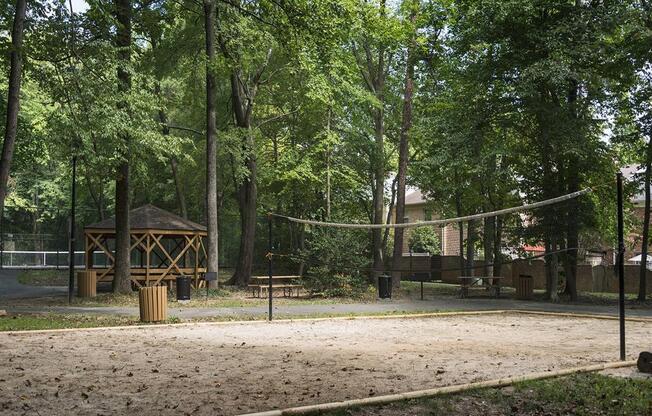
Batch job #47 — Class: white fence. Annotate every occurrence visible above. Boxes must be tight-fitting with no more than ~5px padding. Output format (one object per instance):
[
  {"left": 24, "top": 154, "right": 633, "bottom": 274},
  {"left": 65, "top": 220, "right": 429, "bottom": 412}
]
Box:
[{"left": 0, "top": 251, "right": 86, "bottom": 269}]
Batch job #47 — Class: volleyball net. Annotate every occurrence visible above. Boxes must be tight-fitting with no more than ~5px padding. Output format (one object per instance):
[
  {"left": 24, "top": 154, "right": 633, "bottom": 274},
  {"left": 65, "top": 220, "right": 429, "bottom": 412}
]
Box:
[{"left": 265, "top": 188, "right": 606, "bottom": 299}]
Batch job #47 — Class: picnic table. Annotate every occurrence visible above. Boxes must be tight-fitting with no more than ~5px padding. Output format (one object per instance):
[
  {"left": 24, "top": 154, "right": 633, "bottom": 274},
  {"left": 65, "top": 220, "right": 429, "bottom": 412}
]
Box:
[
  {"left": 248, "top": 275, "right": 303, "bottom": 298},
  {"left": 457, "top": 276, "right": 504, "bottom": 298}
]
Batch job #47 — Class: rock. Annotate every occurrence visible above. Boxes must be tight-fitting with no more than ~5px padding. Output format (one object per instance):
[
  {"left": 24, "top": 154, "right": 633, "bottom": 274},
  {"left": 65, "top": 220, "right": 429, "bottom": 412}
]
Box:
[{"left": 0, "top": 310, "right": 7, "bottom": 317}]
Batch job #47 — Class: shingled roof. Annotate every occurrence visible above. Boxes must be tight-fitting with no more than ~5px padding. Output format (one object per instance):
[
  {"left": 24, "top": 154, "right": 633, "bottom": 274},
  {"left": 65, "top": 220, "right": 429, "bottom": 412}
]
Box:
[{"left": 85, "top": 204, "right": 206, "bottom": 232}]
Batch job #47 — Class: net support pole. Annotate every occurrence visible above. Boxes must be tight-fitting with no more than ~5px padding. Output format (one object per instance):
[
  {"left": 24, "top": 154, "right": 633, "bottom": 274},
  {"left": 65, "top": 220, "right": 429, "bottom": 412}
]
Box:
[
  {"left": 68, "top": 154, "right": 77, "bottom": 304},
  {"left": 617, "top": 172, "right": 626, "bottom": 361},
  {"left": 268, "top": 213, "right": 273, "bottom": 322}
]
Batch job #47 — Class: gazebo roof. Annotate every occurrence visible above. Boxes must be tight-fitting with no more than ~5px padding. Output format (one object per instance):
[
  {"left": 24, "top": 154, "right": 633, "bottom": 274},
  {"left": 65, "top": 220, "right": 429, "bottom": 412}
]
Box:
[{"left": 85, "top": 204, "right": 206, "bottom": 232}]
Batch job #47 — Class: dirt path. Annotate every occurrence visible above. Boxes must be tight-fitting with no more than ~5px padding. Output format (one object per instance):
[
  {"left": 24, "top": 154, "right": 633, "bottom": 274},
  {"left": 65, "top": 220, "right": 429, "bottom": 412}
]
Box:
[{"left": 1, "top": 313, "right": 650, "bottom": 415}]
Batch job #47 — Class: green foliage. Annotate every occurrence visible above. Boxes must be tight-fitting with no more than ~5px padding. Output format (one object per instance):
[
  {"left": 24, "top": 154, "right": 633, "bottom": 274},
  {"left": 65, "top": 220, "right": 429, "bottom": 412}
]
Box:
[
  {"left": 408, "top": 226, "right": 440, "bottom": 254},
  {"left": 299, "top": 228, "right": 371, "bottom": 297}
]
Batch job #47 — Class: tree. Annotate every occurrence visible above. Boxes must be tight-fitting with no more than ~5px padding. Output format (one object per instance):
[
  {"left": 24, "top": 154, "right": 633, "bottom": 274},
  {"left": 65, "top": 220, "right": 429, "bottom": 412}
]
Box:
[
  {"left": 204, "top": 0, "right": 219, "bottom": 288},
  {"left": 0, "top": 0, "right": 27, "bottom": 226},
  {"left": 112, "top": 0, "right": 132, "bottom": 293},
  {"left": 352, "top": 0, "right": 396, "bottom": 276},
  {"left": 391, "top": 0, "right": 417, "bottom": 287}
]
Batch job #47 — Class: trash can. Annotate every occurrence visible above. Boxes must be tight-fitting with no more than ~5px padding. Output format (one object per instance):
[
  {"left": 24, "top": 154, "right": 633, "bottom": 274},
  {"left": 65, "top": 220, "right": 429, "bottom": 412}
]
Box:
[
  {"left": 516, "top": 274, "right": 533, "bottom": 300},
  {"left": 176, "top": 275, "right": 191, "bottom": 301},
  {"left": 139, "top": 286, "right": 168, "bottom": 322},
  {"left": 638, "top": 351, "right": 652, "bottom": 374},
  {"left": 77, "top": 270, "right": 97, "bottom": 298},
  {"left": 378, "top": 274, "right": 392, "bottom": 299}
]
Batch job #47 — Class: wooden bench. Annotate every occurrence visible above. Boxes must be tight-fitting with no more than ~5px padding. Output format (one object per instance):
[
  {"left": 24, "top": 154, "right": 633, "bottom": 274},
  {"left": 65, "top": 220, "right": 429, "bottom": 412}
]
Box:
[
  {"left": 458, "top": 276, "right": 504, "bottom": 298},
  {"left": 248, "top": 275, "right": 303, "bottom": 298}
]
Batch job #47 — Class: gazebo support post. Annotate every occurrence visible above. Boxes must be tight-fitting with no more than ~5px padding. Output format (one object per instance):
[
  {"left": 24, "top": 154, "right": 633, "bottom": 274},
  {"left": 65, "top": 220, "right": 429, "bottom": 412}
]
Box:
[
  {"left": 194, "top": 236, "right": 199, "bottom": 286},
  {"left": 146, "top": 233, "right": 151, "bottom": 286}
]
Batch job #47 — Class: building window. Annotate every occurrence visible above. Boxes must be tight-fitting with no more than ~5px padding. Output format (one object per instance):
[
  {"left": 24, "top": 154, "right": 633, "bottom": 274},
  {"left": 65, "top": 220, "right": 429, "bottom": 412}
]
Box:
[{"left": 424, "top": 208, "right": 432, "bottom": 221}]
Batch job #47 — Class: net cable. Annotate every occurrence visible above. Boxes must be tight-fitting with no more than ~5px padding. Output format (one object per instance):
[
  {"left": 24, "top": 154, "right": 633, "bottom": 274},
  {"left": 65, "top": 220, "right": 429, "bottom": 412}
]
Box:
[{"left": 271, "top": 188, "right": 592, "bottom": 229}]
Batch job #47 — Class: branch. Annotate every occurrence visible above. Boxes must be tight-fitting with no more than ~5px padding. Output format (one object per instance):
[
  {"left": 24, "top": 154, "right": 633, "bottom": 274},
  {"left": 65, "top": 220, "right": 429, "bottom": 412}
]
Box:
[
  {"left": 352, "top": 43, "right": 375, "bottom": 93},
  {"left": 256, "top": 108, "right": 300, "bottom": 129},
  {"left": 167, "top": 124, "right": 204, "bottom": 136}
]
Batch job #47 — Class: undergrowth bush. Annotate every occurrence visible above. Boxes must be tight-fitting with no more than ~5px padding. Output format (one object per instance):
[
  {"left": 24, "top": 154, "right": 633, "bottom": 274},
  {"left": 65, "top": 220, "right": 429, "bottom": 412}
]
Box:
[{"left": 297, "top": 227, "right": 371, "bottom": 297}]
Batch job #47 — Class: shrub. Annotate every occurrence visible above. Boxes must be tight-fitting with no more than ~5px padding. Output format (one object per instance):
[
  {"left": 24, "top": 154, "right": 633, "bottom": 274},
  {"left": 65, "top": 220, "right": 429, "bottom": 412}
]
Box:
[
  {"left": 297, "top": 228, "right": 370, "bottom": 297},
  {"left": 408, "top": 226, "right": 440, "bottom": 254}
]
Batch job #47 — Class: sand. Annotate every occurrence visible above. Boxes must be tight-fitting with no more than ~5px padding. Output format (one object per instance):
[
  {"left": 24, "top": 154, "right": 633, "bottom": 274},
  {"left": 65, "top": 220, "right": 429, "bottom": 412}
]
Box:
[{"left": 1, "top": 313, "right": 650, "bottom": 415}]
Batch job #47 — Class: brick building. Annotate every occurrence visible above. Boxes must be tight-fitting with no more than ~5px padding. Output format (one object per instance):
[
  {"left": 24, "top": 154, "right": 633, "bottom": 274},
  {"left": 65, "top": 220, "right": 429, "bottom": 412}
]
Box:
[{"left": 398, "top": 190, "right": 465, "bottom": 256}]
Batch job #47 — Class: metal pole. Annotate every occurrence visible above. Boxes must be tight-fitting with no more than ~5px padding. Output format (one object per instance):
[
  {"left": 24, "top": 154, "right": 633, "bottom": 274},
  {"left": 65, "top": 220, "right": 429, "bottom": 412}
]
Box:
[
  {"left": 68, "top": 155, "right": 77, "bottom": 304},
  {"left": 268, "top": 213, "right": 273, "bottom": 321},
  {"left": 617, "top": 172, "right": 626, "bottom": 361}
]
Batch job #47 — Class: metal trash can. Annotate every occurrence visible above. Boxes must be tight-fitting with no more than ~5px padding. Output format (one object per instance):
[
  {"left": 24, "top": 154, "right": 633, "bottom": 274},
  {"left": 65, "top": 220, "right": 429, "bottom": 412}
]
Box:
[
  {"left": 176, "top": 275, "right": 191, "bottom": 301},
  {"left": 638, "top": 351, "right": 652, "bottom": 374},
  {"left": 516, "top": 274, "right": 533, "bottom": 300},
  {"left": 378, "top": 274, "right": 392, "bottom": 299}
]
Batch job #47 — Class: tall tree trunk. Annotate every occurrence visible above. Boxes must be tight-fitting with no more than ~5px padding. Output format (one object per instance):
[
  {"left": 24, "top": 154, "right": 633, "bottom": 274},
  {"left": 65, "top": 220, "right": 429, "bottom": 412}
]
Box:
[
  {"left": 325, "top": 110, "right": 332, "bottom": 220},
  {"left": 112, "top": 0, "right": 132, "bottom": 293},
  {"left": 563, "top": 81, "right": 580, "bottom": 301},
  {"left": 383, "top": 176, "right": 397, "bottom": 252},
  {"left": 466, "top": 220, "right": 476, "bottom": 276},
  {"left": 233, "top": 155, "right": 256, "bottom": 286},
  {"left": 229, "top": 68, "right": 259, "bottom": 287},
  {"left": 455, "top": 194, "right": 465, "bottom": 275},
  {"left": 204, "top": 0, "right": 219, "bottom": 288},
  {"left": 372, "top": 109, "right": 385, "bottom": 276},
  {"left": 0, "top": 0, "right": 27, "bottom": 221},
  {"left": 364, "top": 0, "right": 387, "bottom": 279},
  {"left": 639, "top": 143, "right": 652, "bottom": 301},
  {"left": 391, "top": 2, "right": 416, "bottom": 287},
  {"left": 493, "top": 216, "right": 502, "bottom": 277},
  {"left": 483, "top": 215, "right": 494, "bottom": 277}
]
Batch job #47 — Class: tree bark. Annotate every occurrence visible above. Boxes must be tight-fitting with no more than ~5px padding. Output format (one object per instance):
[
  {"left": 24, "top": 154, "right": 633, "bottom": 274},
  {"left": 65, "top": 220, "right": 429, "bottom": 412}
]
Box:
[
  {"left": 233, "top": 156, "right": 257, "bottom": 286},
  {"left": 0, "top": 0, "right": 27, "bottom": 221},
  {"left": 325, "top": 108, "right": 332, "bottom": 220},
  {"left": 230, "top": 68, "right": 260, "bottom": 286},
  {"left": 483, "top": 215, "right": 494, "bottom": 277},
  {"left": 371, "top": 110, "right": 385, "bottom": 276},
  {"left": 639, "top": 144, "right": 651, "bottom": 301},
  {"left": 455, "top": 194, "right": 465, "bottom": 275},
  {"left": 112, "top": 0, "right": 132, "bottom": 293},
  {"left": 493, "top": 215, "right": 502, "bottom": 277},
  {"left": 391, "top": 1, "right": 416, "bottom": 287},
  {"left": 204, "top": 0, "right": 219, "bottom": 289},
  {"left": 563, "top": 81, "right": 580, "bottom": 301},
  {"left": 466, "top": 220, "right": 476, "bottom": 276}
]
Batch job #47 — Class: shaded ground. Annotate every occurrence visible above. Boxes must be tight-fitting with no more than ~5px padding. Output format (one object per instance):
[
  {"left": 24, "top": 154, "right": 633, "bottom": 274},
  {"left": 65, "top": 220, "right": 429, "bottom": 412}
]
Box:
[
  {"left": 1, "top": 313, "right": 651, "bottom": 415},
  {"left": 5, "top": 294, "right": 652, "bottom": 321},
  {"left": 3, "top": 268, "right": 651, "bottom": 320},
  {"left": 0, "top": 270, "right": 66, "bottom": 299},
  {"left": 325, "top": 373, "right": 652, "bottom": 416}
]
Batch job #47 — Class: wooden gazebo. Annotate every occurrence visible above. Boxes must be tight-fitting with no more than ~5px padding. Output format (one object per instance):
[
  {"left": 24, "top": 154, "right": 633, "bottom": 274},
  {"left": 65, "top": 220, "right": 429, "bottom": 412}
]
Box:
[{"left": 84, "top": 204, "right": 207, "bottom": 288}]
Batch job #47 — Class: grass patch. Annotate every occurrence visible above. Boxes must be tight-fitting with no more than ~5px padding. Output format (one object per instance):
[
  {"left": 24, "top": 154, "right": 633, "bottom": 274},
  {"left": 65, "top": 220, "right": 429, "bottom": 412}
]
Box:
[
  {"left": 324, "top": 373, "right": 652, "bottom": 416},
  {"left": 0, "top": 313, "right": 167, "bottom": 331},
  {"left": 17, "top": 270, "right": 69, "bottom": 286},
  {"left": 4, "top": 284, "right": 378, "bottom": 308}
]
